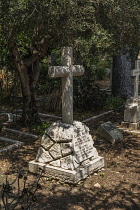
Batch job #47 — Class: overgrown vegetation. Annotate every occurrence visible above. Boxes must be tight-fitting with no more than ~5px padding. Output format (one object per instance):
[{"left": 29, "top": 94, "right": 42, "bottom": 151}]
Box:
[
  {"left": 34, "top": 122, "right": 50, "bottom": 136},
  {"left": 73, "top": 78, "right": 108, "bottom": 111},
  {"left": 0, "top": 0, "right": 139, "bottom": 125},
  {"left": 106, "top": 96, "right": 125, "bottom": 110}
]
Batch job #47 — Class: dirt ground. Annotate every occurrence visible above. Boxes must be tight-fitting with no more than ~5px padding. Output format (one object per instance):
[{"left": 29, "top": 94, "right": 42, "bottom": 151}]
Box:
[{"left": 0, "top": 107, "right": 140, "bottom": 210}]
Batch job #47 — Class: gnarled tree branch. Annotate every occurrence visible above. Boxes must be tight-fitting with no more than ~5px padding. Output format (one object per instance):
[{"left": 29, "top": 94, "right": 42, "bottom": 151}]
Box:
[{"left": 24, "top": 37, "right": 51, "bottom": 67}]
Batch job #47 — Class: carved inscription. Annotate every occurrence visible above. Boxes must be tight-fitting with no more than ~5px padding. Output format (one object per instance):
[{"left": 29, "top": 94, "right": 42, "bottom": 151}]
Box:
[
  {"left": 102, "top": 122, "right": 116, "bottom": 132},
  {"left": 73, "top": 135, "right": 94, "bottom": 163}
]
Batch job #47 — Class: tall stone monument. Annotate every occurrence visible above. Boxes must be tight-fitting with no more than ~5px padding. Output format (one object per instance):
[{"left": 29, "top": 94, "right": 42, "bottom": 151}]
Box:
[
  {"left": 29, "top": 47, "right": 104, "bottom": 183},
  {"left": 121, "top": 59, "right": 140, "bottom": 129}
]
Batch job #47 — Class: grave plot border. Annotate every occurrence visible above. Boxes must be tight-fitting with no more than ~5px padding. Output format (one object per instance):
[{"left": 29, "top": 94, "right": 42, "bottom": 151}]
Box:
[
  {"left": 0, "top": 137, "right": 24, "bottom": 154},
  {"left": 4, "top": 128, "right": 39, "bottom": 139}
]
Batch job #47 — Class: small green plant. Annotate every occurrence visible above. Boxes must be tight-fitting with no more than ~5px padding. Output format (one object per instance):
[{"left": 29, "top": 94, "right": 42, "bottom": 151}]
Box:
[
  {"left": 37, "top": 122, "right": 50, "bottom": 135},
  {"left": 106, "top": 96, "right": 125, "bottom": 110},
  {"left": 113, "top": 162, "right": 119, "bottom": 167},
  {"left": 99, "top": 173, "right": 105, "bottom": 177}
]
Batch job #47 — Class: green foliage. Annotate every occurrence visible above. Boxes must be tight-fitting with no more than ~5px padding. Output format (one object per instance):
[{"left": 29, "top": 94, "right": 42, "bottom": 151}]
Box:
[
  {"left": 36, "top": 122, "right": 50, "bottom": 135},
  {"left": 100, "top": 172, "right": 105, "bottom": 177},
  {"left": 95, "top": 0, "right": 140, "bottom": 52},
  {"left": 94, "top": 59, "right": 110, "bottom": 80},
  {"left": 1, "top": 0, "right": 139, "bottom": 119},
  {"left": 94, "top": 68, "right": 107, "bottom": 80},
  {"left": 37, "top": 56, "right": 61, "bottom": 95},
  {"left": 106, "top": 96, "right": 125, "bottom": 110},
  {"left": 85, "top": 58, "right": 111, "bottom": 81},
  {"left": 74, "top": 79, "right": 108, "bottom": 111},
  {"left": 113, "top": 162, "right": 119, "bottom": 167}
]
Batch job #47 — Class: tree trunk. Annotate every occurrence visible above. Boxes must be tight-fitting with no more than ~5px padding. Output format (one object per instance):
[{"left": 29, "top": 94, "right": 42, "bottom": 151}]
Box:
[
  {"left": 112, "top": 50, "right": 137, "bottom": 99},
  {"left": 20, "top": 62, "right": 41, "bottom": 126},
  {"left": 8, "top": 33, "right": 49, "bottom": 126}
]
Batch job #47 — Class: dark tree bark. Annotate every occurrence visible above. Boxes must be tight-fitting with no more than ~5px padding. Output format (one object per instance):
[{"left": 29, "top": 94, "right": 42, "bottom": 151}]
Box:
[
  {"left": 21, "top": 61, "right": 41, "bottom": 126},
  {"left": 8, "top": 32, "right": 50, "bottom": 126},
  {"left": 112, "top": 49, "right": 139, "bottom": 99}
]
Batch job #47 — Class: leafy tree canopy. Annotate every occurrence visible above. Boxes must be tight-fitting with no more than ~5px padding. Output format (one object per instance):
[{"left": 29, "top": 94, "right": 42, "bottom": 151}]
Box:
[{"left": 94, "top": 0, "right": 140, "bottom": 54}]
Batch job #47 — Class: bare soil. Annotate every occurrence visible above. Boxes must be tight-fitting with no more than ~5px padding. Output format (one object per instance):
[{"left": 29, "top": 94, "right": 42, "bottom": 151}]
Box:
[{"left": 0, "top": 106, "right": 140, "bottom": 210}]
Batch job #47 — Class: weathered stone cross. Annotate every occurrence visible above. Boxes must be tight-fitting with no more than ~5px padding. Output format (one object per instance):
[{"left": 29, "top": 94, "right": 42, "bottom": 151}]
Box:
[
  {"left": 131, "top": 59, "right": 140, "bottom": 97},
  {"left": 48, "top": 47, "right": 85, "bottom": 124}
]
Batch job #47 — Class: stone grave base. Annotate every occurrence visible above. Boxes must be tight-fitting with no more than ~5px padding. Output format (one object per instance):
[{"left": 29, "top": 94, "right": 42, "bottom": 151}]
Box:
[
  {"left": 121, "top": 121, "right": 140, "bottom": 130},
  {"left": 29, "top": 156, "right": 104, "bottom": 183},
  {"left": 28, "top": 121, "right": 104, "bottom": 183},
  {"left": 121, "top": 97, "right": 140, "bottom": 130}
]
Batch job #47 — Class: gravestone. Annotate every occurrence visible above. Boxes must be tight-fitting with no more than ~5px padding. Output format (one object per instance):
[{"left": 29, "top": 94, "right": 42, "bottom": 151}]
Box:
[
  {"left": 121, "top": 60, "right": 140, "bottom": 129},
  {"left": 131, "top": 60, "right": 140, "bottom": 97},
  {"left": 97, "top": 122, "right": 123, "bottom": 144},
  {"left": 29, "top": 47, "right": 104, "bottom": 183}
]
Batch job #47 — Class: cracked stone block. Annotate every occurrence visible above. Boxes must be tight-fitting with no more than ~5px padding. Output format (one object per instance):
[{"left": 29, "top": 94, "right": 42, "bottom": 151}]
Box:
[
  {"left": 60, "top": 155, "right": 80, "bottom": 170},
  {"left": 41, "top": 135, "right": 54, "bottom": 150},
  {"left": 50, "top": 159, "right": 61, "bottom": 167},
  {"left": 84, "top": 125, "right": 89, "bottom": 133},
  {"left": 45, "top": 125, "right": 58, "bottom": 139},
  {"left": 30, "top": 120, "right": 104, "bottom": 183},
  {"left": 81, "top": 159, "right": 90, "bottom": 166},
  {"left": 35, "top": 147, "right": 53, "bottom": 163},
  {"left": 45, "top": 121, "right": 73, "bottom": 143},
  {"left": 61, "top": 143, "right": 73, "bottom": 157},
  {"left": 49, "top": 143, "right": 62, "bottom": 159},
  {"left": 89, "top": 148, "right": 99, "bottom": 160},
  {"left": 73, "top": 134, "right": 96, "bottom": 163}
]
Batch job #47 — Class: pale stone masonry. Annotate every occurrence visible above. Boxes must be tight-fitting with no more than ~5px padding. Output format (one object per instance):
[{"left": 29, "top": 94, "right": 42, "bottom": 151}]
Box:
[
  {"left": 29, "top": 47, "right": 104, "bottom": 183},
  {"left": 29, "top": 121, "right": 104, "bottom": 183},
  {"left": 97, "top": 122, "right": 123, "bottom": 144},
  {"left": 48, "top": 47, "right": 84, "bottom": 124},
  {"left": 122, "top": 59, "right": 140, "bottom": 129}
]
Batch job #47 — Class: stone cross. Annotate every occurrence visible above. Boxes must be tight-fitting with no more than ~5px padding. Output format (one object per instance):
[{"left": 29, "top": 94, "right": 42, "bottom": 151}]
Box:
[
  {"left": 131, "top": 60, "right": 140, "bottom": 97},
  {"left": 48, "top": 47, "right": 85, "bottom": 124}
]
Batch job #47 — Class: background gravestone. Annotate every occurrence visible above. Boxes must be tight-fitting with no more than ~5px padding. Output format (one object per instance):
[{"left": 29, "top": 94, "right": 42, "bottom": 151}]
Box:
[
  {"left": 97, "top": 122, "right": 123, "bottom": 144},
  {"left": 121, "top": 60, "right": 140, "bottom": 129}
]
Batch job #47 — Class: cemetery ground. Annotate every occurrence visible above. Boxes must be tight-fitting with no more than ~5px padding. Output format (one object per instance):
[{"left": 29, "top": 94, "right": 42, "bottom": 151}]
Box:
[
  {"left": 0, "top": 75, "right": 139, "bottom": 209},
  {"left": 0, "top": 105, "right": 139, "bottom": 210}
]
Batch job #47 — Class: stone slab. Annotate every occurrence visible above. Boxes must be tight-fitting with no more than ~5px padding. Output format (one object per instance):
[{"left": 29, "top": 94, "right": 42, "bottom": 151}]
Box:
[
  {"left": 0, "top": 137, "right": 24, "bottom": 154},
  {"left": 73, "top": 136, "right": 98, "bottom": 163},
  {"left": 29, "top": 156, "right": 104, "bottom": 183},
  {"left": 121, "top": 121, "right": 140, "bottom": 130},
  {"left": 97, "top": 122, "right": 123, "bottom": 144},
  {"left": 36, "top": 121, "right": 98, "bottom": 169}
]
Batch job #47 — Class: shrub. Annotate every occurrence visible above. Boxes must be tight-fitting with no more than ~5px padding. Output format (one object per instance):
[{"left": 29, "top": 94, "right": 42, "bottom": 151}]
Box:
[{"left": 106, "top": 96, "right": 125, "bottom": 110}]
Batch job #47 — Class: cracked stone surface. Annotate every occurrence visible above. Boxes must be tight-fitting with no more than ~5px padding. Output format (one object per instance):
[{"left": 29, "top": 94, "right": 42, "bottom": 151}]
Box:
[
  {"left": 35, "top": 121, "right": 100, "bottom": 170},
  {"left": 60, "top": 155, "right": 80, "bottom": 170},
  {"left": 35, "top": 147, "right": 53, "bottom": 163},
  {"left": 41, "top": 135, "right": 54, "bottom": 150},
  {"left": 49, "top": 143, "right": 62, "bottom": 159},
  {"left": 61, "top": 143, "right": 73, "bottom": 157},
  {"left": 50, "top": 159, "right": 61, "bottom": 167}
]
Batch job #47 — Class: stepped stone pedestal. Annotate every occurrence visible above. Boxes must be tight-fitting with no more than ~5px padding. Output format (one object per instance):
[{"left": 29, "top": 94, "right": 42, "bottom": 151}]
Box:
[
  {"left": 121, "top": 97, "right": 140, "bottom": 129},
  {"left": 29, "top": 121, "right": 104, "bottom": 183}
]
